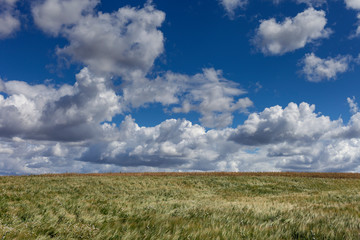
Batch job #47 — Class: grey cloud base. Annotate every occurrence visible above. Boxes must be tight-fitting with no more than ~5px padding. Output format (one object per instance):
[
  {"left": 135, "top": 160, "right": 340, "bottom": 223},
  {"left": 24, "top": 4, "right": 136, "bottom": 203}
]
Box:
[
  {"left": 0, "top": 68, "right": 121, "bottom": 141},
  {"left": 78, "top": 102, "right": 360, "bottom": 173}
]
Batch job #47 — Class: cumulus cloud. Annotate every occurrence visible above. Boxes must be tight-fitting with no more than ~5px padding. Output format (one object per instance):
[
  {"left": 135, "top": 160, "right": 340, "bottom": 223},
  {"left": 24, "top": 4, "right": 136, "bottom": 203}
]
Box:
[
  {"left": 32, "top": 1, "right": 165, "bottom": 77},
  {"left": 342, "top": 0, "right": 360, "bottom": 37},
  {"left": 356, "top": 14, "right": 360, "bottom": 36},
  {"left": 350, "top": 13, "right": 360, "bottom": 37},
  {"left": 0, "top": 67, "right": 121, "bottom": 141},
  {"left": 345, "top": 0, "right": 360, "bottom": 10},
  {"left": 347, "top": 96, "right": 359, "bottom": 114},
  {"left": 58, "top": 4, "right": 165, "bottom": 77},
  {"left": 123, "top": 68, "right": 253, "bottom": 128},
  {"left": 254, "top": 8, "right": 331, "bottom": 55},
  {"left": 230, "top": 102, "right": 340, "bottom": 145},
  {"left": 301, "top": 53, "right": 352, "bottom": 82},
  {"left": 32, "top": 0, "right": 99, "bottom": 36},
  {"left": 229, "top": 102, "right": 360, "bottom": 172},
  {"left": 172, "top": 69, "right": 253, "bottom": 128},
  {"left": 341, "top": 1, "right": 360, "bottom": 37},
  {"left": 274, "top": 138, "right": 360, "bottom": 172},
  {"left": 220, "top": 0, "right": 247, "bottom": 17},
  {"left": 0, "top": 0, "right": 20, "bottom": 38}
]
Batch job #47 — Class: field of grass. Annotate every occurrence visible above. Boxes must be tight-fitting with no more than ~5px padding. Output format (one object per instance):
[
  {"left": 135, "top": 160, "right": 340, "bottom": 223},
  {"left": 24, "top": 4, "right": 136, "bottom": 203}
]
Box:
[{"left": 0, "top": 172, "right": 359, "bottom": 239}]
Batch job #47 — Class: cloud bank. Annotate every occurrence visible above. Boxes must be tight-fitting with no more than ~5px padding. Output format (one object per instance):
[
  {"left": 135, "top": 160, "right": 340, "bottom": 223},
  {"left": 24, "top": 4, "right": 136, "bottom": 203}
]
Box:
[{"left": 2, "top": 90, "right": 360, "bottom": 174}]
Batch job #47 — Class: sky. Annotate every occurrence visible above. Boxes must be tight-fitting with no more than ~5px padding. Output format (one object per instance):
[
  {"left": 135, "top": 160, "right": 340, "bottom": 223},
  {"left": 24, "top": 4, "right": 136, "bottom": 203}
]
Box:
[{"left": 1, "top": 0, "right": 360, "bottom": 175}]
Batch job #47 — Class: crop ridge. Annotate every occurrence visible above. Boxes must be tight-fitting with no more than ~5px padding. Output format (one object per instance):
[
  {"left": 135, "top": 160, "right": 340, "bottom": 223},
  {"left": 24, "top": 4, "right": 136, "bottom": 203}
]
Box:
[{"left": 18, "top": 171, "right": 360, "bottom": 178}]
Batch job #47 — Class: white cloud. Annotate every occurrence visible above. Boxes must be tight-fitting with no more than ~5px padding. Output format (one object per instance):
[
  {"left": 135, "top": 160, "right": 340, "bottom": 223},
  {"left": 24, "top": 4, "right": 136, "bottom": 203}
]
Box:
[
  {"left": 345, "top": 0, "right": 360, "bottom": 10},
  {"left": 230, "top": 102, "right": 340, "bottom": 145},
  {"left": 220, "top": 0, "right": 248, "bottom": 17},
  {"left": 254, "top": 8, "right": 331, "bottom": 55},
  {"left": 0, "top": 0, "right": 20, "bottom": 38},
  {"left": 343, "top": 2, "right": 360, "bottom": 37},
  {"left": 32, "top": 0, "right": 99, "bottom": 36},
  {"left": 274, "top": 138, "right": 360, "bottom": 172},
  {"left": 340, "top": 112, "right": 360, "bottom": 138},
  {"left": 32, "top": 1, "right": 165, "bottom": 78},
  {"left": 0, "top": 67, "right": 122, "bottom": 141},
  {"left": 123, "top": 68, "right": 253, "bottom": 128},
  {"left": 59, "top": 4, "right": 165, "bottom": 77},
  {"left": 347, "top": 96, "right": 358, "bottom": 114},
  {"left": 0, "top": 13, "right": 19, "bottom": 38},
  {"left": 353, "top": 13, "right": 360, "bottom": 37},
  {"left": 301, "top": 53, "right": 352, "bottom": 82},
  {"left": 175, "top": 69, "right": 253, "bottom": 128},
  {"left": 230, "top": 102, "right": 360, "bottom": 172}
]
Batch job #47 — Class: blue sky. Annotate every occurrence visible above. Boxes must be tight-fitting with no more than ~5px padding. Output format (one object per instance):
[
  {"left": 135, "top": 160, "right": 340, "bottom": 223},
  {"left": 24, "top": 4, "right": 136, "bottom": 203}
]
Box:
[{"left": 1, "top": 0, "right": 360, "bottom": 174}]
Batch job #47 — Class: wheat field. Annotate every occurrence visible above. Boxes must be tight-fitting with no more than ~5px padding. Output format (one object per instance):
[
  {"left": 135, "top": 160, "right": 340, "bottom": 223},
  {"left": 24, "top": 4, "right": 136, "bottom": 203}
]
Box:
[{"left": 0, "top": 172, "right": 359, "bottom": 239}]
